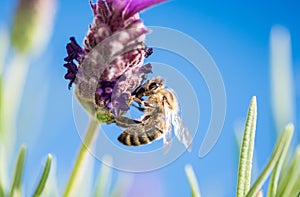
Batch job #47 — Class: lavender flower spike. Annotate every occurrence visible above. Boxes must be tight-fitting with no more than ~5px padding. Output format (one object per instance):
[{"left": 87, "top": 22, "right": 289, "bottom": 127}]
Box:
[{"left": 63, "top": 0, "right": 166, "bottom": 123}]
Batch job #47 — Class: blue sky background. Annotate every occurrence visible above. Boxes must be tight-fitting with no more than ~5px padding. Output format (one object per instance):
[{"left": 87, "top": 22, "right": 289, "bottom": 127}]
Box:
[{"left": 1, "top": 0, "right": 300, "bottom": 196}]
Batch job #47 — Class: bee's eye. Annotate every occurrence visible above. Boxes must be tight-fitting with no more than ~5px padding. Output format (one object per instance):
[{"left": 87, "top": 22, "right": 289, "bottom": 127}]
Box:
[{"left": 149, "top": 82, "right": 158, "bottom": 90}]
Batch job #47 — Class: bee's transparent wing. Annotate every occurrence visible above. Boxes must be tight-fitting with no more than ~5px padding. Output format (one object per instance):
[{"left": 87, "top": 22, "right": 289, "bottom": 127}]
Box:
[
  {"left": 162, "top": 101, "right": 173, "bottom": 153},
  {"left": 172, "top": 113, "right": 192, "bottom": 151}
]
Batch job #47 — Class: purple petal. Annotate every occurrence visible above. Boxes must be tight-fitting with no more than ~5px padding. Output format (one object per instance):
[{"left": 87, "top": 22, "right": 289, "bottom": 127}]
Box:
[
  {"left": 112, "top": 92, "right": 130, "bottom": 116},
  {"left": 110, "top": 63, "right": 152, "bottom": 116},
  {"left": 144, "top": 47, "right": 153, "bottom": 58},
  {"left": 94, "top": 79, "right": 118, "bottom": 108},
  {"left": 125, "top": 0, "right": 167, "bottom": 19},
  {"left": 64, "top": 37, "right": 85, "bottom": 63},
  {"left": 64, "top": 62, "right": 78, "bottom": 72},
  {"left": 64, "top": 72, "right": 75, "bottom": 80}
]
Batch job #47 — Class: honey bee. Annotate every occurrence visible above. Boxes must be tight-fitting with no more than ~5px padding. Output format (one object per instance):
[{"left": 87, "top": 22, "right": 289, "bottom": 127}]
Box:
[{"left": 115, "top": 77, "right": 192, "bottom": 151}]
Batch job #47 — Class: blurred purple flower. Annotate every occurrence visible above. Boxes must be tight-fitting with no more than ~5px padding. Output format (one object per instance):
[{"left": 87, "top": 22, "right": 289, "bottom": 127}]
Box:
[{"left": 63, "top": 0, "right": 165, "bottom": 122}]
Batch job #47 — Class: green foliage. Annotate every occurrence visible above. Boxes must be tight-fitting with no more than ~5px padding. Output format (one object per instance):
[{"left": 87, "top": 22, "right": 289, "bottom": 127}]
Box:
[
  {"left": 96, "top": 112, "right": 115, "bottom": 124},
  {"left": 11, "top": 0, "right": 56, "bottom": 54},
  {"left": 234, "top": 97, "right": 297, "bottom": 197},
  {"left": 267, "top": 127, "right": 294, "bottom": 197},
  {"left": 9, "top": 145, "right": 26, "bottom": 197},
  {"left": 236, "top": 96, "right": 257, "bottom": 197},
  {"left": 185, "top": 164, "right": 201, "bottom": 197},
  {"left": 0, "top": 183, "right": 4, "bottom": 197},
  {"left": 0, "top": 74, "right": 2, "bottom": 135},
  {"left": 246, "top": 124, "right": 293, "bottom": 197},
  {"left": 32, "top": 154, "right": 52, "bottom": 197},
  {"left": 0, "top": 146, "right": 52, "bottom": 197},
  {"left": 276, "top": 146, "right": 300, "bottom": 196}
]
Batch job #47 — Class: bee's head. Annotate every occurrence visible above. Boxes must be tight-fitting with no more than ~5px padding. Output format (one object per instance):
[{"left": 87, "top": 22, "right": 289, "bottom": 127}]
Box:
[{"left": 146, "top": 77, "right": 164, "bottom": 92}]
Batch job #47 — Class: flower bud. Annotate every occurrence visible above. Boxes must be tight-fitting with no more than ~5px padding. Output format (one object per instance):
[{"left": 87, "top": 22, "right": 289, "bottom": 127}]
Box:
[{"left": 11, "top": 0, "right": 56, "bottom": 54}]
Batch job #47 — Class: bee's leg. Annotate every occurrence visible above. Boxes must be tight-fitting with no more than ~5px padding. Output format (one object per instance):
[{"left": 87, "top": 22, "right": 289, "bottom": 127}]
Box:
[
  {"left": 115, "top": 116, "right": 142, "bottom": 128},
  {"left": 132, "top": 97, "right": 153, "bottom": 107},
  {"left": 131, "top": 103, "right": 145, "bottom": 112}
]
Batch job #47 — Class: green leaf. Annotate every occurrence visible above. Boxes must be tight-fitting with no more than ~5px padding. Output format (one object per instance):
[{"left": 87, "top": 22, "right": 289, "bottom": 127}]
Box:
[
  {"left": 291, "top": 170, "right": 300, "bottom": 196},
  {"left": 0, "top": 73, "right": 2, "bottom": 135},
  {"left": 267, "top": 161, "right": 283, "bottom": 197},
  {"left": 185, "top": 164, "right": 201, "bottom": 197},
  {"left": 0, "top": 182, "right": 4, "bottom": 197},
  {"left": 267, "top": 127, "right": 293, "bottom": 197},
  {"left": 9, "top": 145, "right": 26, "bottom": 197},
  {"left": 246, "top": 124, "right": 294, "bottom": 197},
  {"left": 32, "top": 154, "right": 52, "bottom": 197},
  {"left": 236, "top": 96, "right": 257, "bottom": 197},
  {"left": 276, "top": 146, "right": 300, "bottom": 197},
  {"left": 270, "top": 26, "right": 295, "bottom": 134}
]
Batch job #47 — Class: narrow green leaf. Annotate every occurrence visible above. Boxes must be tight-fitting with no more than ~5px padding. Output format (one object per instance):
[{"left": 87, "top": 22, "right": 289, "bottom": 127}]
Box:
[
  {"left": 267, "top": 162, "right": 281, "bottom": 197},
  {"left": 277, "top": 146, "right": 300, "bottom": 197},
  {"left": 267, "top": 127, "right": 293, "bottom": 197},
  {"left": 32, "top": 154, "right": 52, "bottom": 197},
  {"left": 0, "top": 182, "right": 4, "bottom": 197},
  {"left": 246, "top": 124, "right": 294, "bottom": 197},
  {"left": 276, "top": 149, "right": 295, "bottom": 196},
  {"left": 0, "top": 73, "right": 3, "bottom": 135},
  {"left": 9, "top": 145, "right": 26, "bottom": 197},
  {"left": 291, "top": 170, "right": 300, "bottom": 196},
  {"left": 0, "top": 144, "right": 8, "bottom": 197},
  {"left": 236, "top": 96, "right": 257, "bottom": 197},
  {"left": 282, "top": 169, "right": 300, "bottom": 197},
  {"left": 270, "top": 26, "right": 295, "bottom": 134},
  {"left": 40, "top": 157, "right": 60, "bottom": 197},
  {"left": 0, "top": 75, "right": 4, "bottom": 196},
  {"left": 185, "top": 164, "right": 201, "bottom": 197}
]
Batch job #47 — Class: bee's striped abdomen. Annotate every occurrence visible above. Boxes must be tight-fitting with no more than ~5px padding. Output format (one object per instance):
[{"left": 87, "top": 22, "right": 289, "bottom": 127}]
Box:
[{"left": 117, "top": 126, "right": 163, "bottom": 146}]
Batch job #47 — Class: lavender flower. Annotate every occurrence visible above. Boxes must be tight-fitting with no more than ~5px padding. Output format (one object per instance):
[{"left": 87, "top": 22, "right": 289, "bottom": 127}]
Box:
[{"left": 63, "top": 0, "right": 165, "bottom": 123}]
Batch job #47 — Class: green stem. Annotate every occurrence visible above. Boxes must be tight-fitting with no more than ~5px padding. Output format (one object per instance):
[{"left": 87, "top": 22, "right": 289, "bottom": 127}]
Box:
[{"left": 63, "top": 118, "right": 99, "bottom": 197}]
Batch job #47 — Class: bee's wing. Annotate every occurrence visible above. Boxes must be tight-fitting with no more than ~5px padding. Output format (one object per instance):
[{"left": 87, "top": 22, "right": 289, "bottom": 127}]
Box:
[
  {"left": 162, "top": 101, "right": 173, "bottom": 153},
  {"left": 172, "top": 113, "right": 192, "bottom": 151},
  {"left": 118, "top": 117, "right": 164, "bottom": 146}
]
